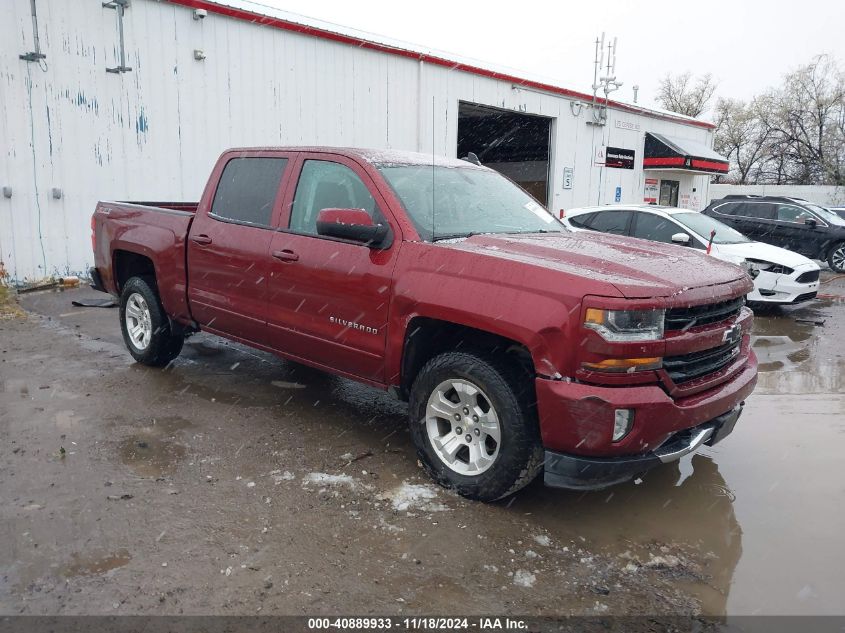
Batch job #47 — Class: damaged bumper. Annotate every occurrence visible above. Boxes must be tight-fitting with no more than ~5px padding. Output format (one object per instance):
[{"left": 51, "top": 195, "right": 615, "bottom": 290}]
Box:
[{"left": 544, "top": 404, "right": 743, "bottom": 490}]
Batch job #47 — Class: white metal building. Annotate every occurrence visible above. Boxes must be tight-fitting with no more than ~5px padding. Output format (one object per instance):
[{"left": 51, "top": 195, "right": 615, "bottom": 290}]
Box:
[{"left": 1, "top": 0, "right": 729, "bottom": 283}]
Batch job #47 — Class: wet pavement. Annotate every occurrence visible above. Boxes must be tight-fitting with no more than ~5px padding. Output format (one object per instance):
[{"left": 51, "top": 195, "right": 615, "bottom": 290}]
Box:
[{"left": 2, "top": 273, "right": 844, "bottom": 616}]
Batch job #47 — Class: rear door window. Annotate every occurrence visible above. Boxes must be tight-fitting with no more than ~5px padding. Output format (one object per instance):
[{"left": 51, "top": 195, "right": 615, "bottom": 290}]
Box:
[
  {"left": 585, "top": 210, "right": 632, "bottom": 235},
  {"left": 211, "top": 158, "right": 288, "bottom": 226},
  {"left": 631, "top": 212, "right": 681, "bottom": 243},
  {"left": 738, "top": 203, "right": 776, "bottom": 220}
]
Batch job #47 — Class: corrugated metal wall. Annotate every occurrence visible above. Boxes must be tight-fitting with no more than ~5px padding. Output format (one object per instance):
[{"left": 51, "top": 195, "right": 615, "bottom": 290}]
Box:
[{"left": 0, "top": 0, "right": 715, "bottom": 282}]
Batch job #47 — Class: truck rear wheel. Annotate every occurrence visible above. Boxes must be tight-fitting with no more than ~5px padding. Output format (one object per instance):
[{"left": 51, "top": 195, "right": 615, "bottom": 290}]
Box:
[
  {"left": 408, "top": 351, "right": 543, "bottom": 502},
  {"left": 119, "top": 276, "right": 184, "bottom": 367}
]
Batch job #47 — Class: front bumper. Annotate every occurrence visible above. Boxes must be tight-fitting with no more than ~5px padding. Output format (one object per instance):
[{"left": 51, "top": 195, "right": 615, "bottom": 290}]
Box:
[
  {"left": 748, "top": 267, "right": 820, "bottom": 304},
  {"left": 535, "top": 348, "right": 757, "bottom": 458},
  {"left": 544, "top": 404, "right": 743, "bottom": 490}
]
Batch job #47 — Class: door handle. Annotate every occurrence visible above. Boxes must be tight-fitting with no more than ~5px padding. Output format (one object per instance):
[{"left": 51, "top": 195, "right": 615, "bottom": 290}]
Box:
[
  {"left": 191, "top": 234, "right": 213, "bottom": 246},
  {"left": 272, "top": 249, "right": 299, "bottom": 262}
]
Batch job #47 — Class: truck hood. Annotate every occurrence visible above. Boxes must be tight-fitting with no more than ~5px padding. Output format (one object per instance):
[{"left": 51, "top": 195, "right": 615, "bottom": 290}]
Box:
[
  {"left": 443, "top": 232, "right": 747, "bottom": 299},
  {"left": 712, "top": 241, "right": 818, "bottom": 270}
]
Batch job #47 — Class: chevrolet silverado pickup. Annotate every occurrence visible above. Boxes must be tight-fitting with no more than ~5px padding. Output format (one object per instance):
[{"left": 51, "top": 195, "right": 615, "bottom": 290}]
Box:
[{"left": 91, "top": 147, "right": 758, "bottom": 501}]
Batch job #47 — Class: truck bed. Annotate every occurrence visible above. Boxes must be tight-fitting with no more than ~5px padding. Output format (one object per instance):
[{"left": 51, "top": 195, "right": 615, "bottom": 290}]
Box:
[{"left": 92, "top": 200, "right": 198, "bottom": 323}]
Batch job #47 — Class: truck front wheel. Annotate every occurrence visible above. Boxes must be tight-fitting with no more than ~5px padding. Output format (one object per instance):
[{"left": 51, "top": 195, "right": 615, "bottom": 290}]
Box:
[
  {"left": 119, "top": 276, "right": 184, "bottom": 367},
  {"left": 409, "top": 351, "right": 543, "bottom": 502}
]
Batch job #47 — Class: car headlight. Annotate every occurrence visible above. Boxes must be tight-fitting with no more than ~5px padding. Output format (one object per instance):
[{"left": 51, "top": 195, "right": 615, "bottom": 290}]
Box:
[
  {"left": 584, "top": 308, "right": 665, "bottom": 342},
  {"left": 741, "top": 260, "right": 761, "bottom": 279},
  {"left": 746, "top": 259, "right": 793, "bottom": 275}
]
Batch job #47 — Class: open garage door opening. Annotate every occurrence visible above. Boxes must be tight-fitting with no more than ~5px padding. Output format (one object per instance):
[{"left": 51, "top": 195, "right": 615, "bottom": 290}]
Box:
[{"left": 457, "top": 102, "right": 552, "bottom": 206}]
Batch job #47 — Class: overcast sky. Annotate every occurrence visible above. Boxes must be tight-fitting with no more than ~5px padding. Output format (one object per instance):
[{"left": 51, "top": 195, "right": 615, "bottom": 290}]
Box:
[{"left": 252, "top": 0, "right": 845, "bottom": 120}]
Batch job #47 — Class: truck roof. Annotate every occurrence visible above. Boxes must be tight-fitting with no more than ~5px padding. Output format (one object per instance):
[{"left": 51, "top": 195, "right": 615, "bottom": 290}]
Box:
[{"left": 225, "top": 146, "right": 486, "bottom": 169}]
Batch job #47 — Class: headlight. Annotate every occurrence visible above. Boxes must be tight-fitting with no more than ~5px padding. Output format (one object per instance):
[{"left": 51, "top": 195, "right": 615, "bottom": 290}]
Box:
[
  {"left": 741, "top": 260, "right": 761, "bottom": 279},
  {"left": 746, "top": 259, "right": 793, "bottom": 275},
  {"left": 584, "top": 308, "right": 665, "bottom": 342}
]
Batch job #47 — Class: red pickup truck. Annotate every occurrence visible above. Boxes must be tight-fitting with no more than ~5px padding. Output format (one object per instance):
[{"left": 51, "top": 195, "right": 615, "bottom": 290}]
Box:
[{"left": 91, "top": 147, "right": 757, "bottom": 501}]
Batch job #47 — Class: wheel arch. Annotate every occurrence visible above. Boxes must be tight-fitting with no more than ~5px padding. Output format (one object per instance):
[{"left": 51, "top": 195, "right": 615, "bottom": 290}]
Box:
[
  {"left": 397, "top": 316, "right": 535, "bottom": 401},
  {"left": 113, "top": 249, "right": 156, "bottom": 292}
]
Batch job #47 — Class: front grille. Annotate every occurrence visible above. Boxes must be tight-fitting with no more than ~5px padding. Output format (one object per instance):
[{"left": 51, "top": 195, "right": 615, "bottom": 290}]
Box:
[
  {"left": 664, "top": 341, "right": 742, "bottom": 384},
  {"left": 665, "top": 296, "right": 744, "bottom": 331},
  {"left": 796, "top": 270, "right": 820, "bottom": 283}
]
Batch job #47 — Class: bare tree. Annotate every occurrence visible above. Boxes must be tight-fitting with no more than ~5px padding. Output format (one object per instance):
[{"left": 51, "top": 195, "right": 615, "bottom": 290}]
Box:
[
  {"left": 713, "top": 98, "right": 773, "bottom": 183},
  {"left": 655, "top": 72, "right": 718, "bottom": 118},
  {"left": 758, "top": 55, "right": 845, "bottom": 185}
]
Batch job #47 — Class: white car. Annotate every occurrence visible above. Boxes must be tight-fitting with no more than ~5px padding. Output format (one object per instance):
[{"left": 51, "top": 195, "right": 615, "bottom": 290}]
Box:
[{"left": 562, "top": 204, "right": 820, "bottom": 305}]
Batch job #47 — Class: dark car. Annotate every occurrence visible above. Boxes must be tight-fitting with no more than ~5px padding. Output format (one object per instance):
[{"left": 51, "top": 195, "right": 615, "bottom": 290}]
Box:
[{"left": 703, "top": 195, "right": 845, "bottom": 272}]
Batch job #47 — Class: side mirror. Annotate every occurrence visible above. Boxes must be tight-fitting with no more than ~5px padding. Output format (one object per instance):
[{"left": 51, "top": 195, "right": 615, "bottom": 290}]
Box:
[
  {"left": 804, "top": 217, "right": 817, "bottom": 228},
  {"left": 671, "top": 232, "right": 691, "bottom": 245},
  {"left": 316, "top": 208, "right": 390, "bottom": 247}
]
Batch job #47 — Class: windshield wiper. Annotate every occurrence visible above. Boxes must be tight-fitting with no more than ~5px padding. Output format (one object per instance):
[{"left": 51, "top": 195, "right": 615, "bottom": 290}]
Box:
[{"left": 432, "top": 232, "right": 484, "bottom": 242}]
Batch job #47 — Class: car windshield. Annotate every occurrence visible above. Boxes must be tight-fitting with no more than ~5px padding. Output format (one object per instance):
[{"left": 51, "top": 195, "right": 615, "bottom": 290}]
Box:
[
  {"left": 377, "top": 165, "right": 565, "bottom": 241},
  {"left": 804, "top": 202, "right": 845, "bottom": 226},
  {"left": 672, "top": 211, "right": 752, "bottom": 244}
]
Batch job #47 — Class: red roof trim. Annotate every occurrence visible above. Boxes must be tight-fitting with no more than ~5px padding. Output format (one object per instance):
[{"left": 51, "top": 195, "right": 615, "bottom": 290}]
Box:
[
  {"left": 643, "top": 157, "right": 729, "bottom": 174},
  {"left": 167, "top": 0, "right": 716, "bottom": 131},
  {"left": 691, "top": 159, "right": 729, "bottom": 173}
]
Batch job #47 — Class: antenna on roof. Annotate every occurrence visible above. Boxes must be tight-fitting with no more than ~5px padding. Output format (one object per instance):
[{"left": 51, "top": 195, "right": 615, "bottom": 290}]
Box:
[{"left": 589, "top": 32, "right": 624, "bottom": 126}]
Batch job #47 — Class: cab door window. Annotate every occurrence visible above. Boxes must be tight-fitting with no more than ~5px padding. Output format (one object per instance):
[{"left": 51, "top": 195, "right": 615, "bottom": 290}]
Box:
[{"left": 290, "top": 160, "right": 381, "bottom": 235}]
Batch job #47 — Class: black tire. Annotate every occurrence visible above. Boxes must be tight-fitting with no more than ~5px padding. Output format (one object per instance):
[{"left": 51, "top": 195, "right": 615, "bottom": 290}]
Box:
[
  {"left": 408, "top": 350, "right": 543, "bottom": 502},
  {"left": 827, "top": 242, "right": 845, "bottom": 273},
  {"left": 119, "top": 276, "right": 184, "bottom": 367}
]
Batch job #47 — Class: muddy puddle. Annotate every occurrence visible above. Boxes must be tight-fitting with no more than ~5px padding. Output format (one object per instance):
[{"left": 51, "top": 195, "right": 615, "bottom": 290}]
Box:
[
  {"left": 61, "top": 549, "right": 132, "bottom": 578},
  {"left": 751, "top": 298, "right": 845, "bottom": 394},
  {"left": 117, "top": 416, "right": 191, "bottom": 478}
]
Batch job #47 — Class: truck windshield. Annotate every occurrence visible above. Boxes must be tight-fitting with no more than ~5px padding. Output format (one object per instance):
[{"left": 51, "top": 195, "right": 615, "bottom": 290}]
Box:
[
  {"left": 377, "top": 165, "right": 565, "bottom": 241},
  {"left": 672, "top": 212, "right": 751, "bottom": 244}
]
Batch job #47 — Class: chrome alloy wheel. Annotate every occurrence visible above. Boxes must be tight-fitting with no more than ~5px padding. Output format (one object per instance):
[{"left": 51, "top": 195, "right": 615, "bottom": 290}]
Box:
[
  {"left": 832, "top": 245, "right": 845, "bottom": 271},
  {"left": 425, "top": 378, "right": 501, "bottom": 476},
  {"left": 125, "top": 292, "right": 153, "bottom": 350}
]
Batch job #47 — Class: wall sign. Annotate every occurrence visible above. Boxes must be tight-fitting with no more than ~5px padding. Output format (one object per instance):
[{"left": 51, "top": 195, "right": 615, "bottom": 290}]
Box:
[
  {"left": 605, "top": 147, "right": 635, "bottom": 169},
  {"left": 594, "top": 146, "right": 606, "bottom": 166},
  {"left": 643, "top": 178, "right": 659, "bottom": 204},
  {"left": 562, "top": 167, "right": 573, "bottom": 190},
  {"left": 614, "top": 186, "right": 622, "bottom": 202},
  {"left": 615, "top": 120, "right": 641, "bottom": 132}
]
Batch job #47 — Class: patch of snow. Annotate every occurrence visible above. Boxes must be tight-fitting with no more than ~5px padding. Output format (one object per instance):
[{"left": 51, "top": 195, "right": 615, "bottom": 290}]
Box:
[
  {"left": 384, "top": 482, "right": 448, "bottom": 512},
  {"left": 513, "top": 570, "right": 536, "bottom": 588},
  {"left": 272, "top": 471, "right": 295, "bottom": 484},
  {"left": 302, "top": 472, "right": 357, "bottom": 488},
  {"left": 533, "top": 534, "right": 551, "bottom": 547},
  {"left": 644, "top": 554, "right": 681, "bottom": 569}
]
